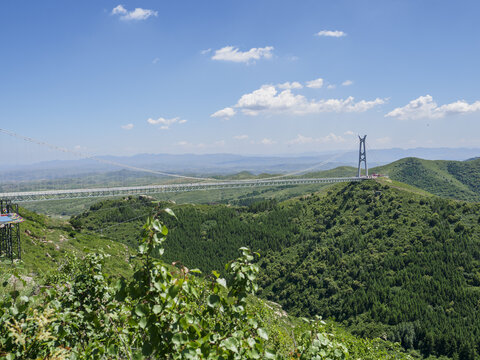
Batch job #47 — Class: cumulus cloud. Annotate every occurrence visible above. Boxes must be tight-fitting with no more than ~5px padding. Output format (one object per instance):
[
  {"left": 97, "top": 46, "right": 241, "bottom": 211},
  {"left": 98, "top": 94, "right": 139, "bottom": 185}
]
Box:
[
  {"left": 211, "top": 107, "right": 236, "bottom": 119},
  {"left": 112, "top": 5, "right": 157, "bottom": 21},
  {"left": 147, "top": 117, "right": 187, "bottom": 130},
  {"left": 319, "top": 133, "right": 346, "bottom": 143},
  {"left": 287, "top": 133, "right": 346, "bottom": 145},
  {"left": 217, "top": 84, "right": 385, "bottom": 117},
  {"left": 315, "top": 30, "right": 346, "bottom": 37},
  {"left": 306, "top": 78, "right": 324, "bottom": 89},
  {"left": 121, "top": 123, "right": 134, "bottom": 130},
  {"left": 278, "top": 81, "right": 303, "bottom": 90},
  {"left": 112, "top": 5, "right": 127, "bottom": 15},
  {"left": 260, "top": 138, "right": 275, "bottom": 145},
  {"left": 211, "top": 46, "right": 274, "bottom": 63},
  {"left": 385, "top": 95, "right": 480, "bottom": 120},
  {"left": 344, "top": 130, "right": 354, "bottom": 136},
  {"left": 287, "top": 134, "right": 315, "bottom": 145},
  {"left": 234, "top": 134, "right": 249, "bottom": 140},
  {"left": 342, "top": 80, "right": 353, "bottom": 86}
]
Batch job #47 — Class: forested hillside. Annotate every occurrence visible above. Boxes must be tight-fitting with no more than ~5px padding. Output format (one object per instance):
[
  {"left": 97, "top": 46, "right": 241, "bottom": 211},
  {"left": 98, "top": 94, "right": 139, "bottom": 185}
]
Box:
[
  {"left": 1, "top": 207, "right": 413, "bottom": 359},
  {"left": 373, "top": 157, "right": 480, "bottom": 201},
  {"left": 71, "top": 180, "right": 480, "bottom": 359}
]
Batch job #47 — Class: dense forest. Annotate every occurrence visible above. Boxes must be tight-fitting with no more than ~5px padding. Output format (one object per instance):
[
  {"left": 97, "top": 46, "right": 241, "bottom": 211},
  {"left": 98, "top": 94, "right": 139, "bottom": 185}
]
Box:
[{"left": 70, "top": 180, "right": 480, "bottom": 359}]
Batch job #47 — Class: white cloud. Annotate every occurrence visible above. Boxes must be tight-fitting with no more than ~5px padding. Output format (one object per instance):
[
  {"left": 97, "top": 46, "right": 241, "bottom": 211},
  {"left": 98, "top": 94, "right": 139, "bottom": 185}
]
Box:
[
  {"left": 112, "top": 5, "right": 127, "bottom": 15},
  {"left": 278, "top": 81, "right": 303, "bottom": 90},
  {"left": 224, "top": 84, "right": 385, "bottom": 116},
  {"left": 211, "top": 107, "right": 236, "bottom": 119},
  {"left": 342, "top": 80, "right": 353, "bottom": 86},
  {"left": 201, "top": 48, "right": 212, "bottom": 55},
  {"left": 260, "top": 138, "right": 275, "bottom": 145},
  {"left": 315, "top": 30, "right": 346, "bottom": 37},
  {"left": 112, "top": 5, "right": 157, "bottom": 21},
  {"left": 147, "top": 117, "right": 187, "bottom": 130},
  {"left": 344, "top": 130, "right": 354, "bottom": 136},
  {"left": 121, "top": 123, "right": 134, "bottom": 130},
  {"left": 211, "top": 46, "right": 274, "bottom": 63},
  {"left": 385, "top": 95, "right": 480, "bottom": 120},
  {"left": 306, "top": 78, "right": 324, "bottom": 89},
  {"left": 287, "top": 133, "right": 346, "bottom": 145},
  {"left": 327, "top": 84, "right": 336, "bottom": 89},
  {"left": 319, "top": 133, "right": 346, "bottom": 143},
  {"left": 287, "top": 134, "right": 315, "bottom": 145},
  {"left": 234, "top": 135, "right": 249, "bottom": 140}
]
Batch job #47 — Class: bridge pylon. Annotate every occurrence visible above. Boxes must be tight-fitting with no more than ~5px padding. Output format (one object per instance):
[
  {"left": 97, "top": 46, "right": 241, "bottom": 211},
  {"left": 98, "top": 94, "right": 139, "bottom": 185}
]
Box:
[{"left": 357, "top": 135, "right": 368, "bottom": 177}]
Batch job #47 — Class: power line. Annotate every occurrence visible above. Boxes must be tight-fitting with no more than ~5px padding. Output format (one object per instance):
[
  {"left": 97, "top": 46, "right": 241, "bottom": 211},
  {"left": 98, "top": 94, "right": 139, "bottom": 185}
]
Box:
[
  {"left": 0, "top": 128, "right": 216, "bottom": 182},
  {"left": 0, "top": 127, "right": 358, "bottom": 185}
]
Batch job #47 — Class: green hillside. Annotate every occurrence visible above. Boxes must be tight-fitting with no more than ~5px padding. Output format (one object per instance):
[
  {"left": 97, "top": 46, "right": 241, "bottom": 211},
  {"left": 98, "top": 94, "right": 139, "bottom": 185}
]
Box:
[
  {"left": 0, "top": 203, "right": 414, "bottom": 359},
  {"left": 1, "top": 207, "right": 134, "bottom": 278},
  {"left": 70, "top": 180, "right": 480, "bottom": 359},
  {"left": 372, "top": 157, "right": 480, "bottom": 201}
]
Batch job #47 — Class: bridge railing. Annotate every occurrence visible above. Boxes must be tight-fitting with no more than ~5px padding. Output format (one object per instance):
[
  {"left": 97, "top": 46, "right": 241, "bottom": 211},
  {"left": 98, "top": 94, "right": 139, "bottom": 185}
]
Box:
[{"left": 0, "top": 177, "right": 366, "bottom": 202}]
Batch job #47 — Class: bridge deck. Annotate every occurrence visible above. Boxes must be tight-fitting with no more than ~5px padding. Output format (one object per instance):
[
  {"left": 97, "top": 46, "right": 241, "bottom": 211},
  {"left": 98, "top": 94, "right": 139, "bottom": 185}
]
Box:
[{"left": 0, "top": 177, "right": 366, "bottom": 202}]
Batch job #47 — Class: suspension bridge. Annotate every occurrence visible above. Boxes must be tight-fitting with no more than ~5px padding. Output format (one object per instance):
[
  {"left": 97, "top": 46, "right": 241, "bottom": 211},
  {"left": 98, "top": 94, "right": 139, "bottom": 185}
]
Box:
[{"left": 0, "top": 128, "right": 372, "bottom": 203}]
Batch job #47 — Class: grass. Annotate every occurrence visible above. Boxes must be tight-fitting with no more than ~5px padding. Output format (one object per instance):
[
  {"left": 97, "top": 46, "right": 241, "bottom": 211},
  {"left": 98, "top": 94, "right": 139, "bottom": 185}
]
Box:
[{"left": 1, "top": 207, "right": 134, "bottom": 278}]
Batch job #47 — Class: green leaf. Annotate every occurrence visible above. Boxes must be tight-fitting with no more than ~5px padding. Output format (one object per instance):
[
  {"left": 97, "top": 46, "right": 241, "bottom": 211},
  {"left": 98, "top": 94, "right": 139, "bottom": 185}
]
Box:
[
  {"left": 172, "top": 333, "right": 188, "bottom": 346},
  {"left": 138, "top": 317, "right": 147, "bottom": 329},
  {"left": 264, "top": 349, "right": 277, "bottom": 358},
  {"left": 132, "top": 351, "right": 144, "bottom": 360},
  {"left": 257, "top": 327, "right": 269, "bottom": 341},
  {"left": 216, "top": 278, "right": 227, "bottom": 288},
  {"left": 160, "top": 224, "right": 168, "bottom": 236},
  {"left": 207, "top": 294, "right": 220, "bottom": 308},
  {"left": 135, "top": 304, "right": 148, "bottom": 317},
  {"left": 164, "top": 208, "right": 177, "bottom": 218},
  {"left": 142, "top": 342, "right": 153, "bottom": 356},
  {"left": 222, "top": 337, "right": 239, "bottom": 353},
  {"left": 168, "top": 284, "right": 180, "bottom": 298}
]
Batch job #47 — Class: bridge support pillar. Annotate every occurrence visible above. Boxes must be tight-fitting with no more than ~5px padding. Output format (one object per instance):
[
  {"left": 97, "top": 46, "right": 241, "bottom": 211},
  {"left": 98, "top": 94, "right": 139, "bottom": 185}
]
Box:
[{"left": 357, "top": 135, "right": 368, "bottom": 177}]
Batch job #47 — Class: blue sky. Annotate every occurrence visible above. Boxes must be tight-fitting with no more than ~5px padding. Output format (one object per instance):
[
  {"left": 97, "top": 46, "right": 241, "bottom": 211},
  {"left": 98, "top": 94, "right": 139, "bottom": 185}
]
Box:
[{"left": 1, "top": 0, "right": 480, "bottom": 160}]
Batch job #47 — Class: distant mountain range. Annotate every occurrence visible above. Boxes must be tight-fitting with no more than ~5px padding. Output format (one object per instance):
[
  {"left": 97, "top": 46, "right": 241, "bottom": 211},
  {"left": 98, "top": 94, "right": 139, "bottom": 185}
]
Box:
[{"left": 1, "top": 147, "right": 479, "bottom": 181}]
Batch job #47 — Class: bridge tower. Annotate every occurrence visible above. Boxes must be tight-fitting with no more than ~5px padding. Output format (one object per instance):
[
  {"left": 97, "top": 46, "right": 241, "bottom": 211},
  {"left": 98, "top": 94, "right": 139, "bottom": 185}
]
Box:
[
  {"left": 357, "top": 135, "right": 368, "bottom": 177},
  {"left": 0, "top": 200, "right": 23, "bottom": 260}
]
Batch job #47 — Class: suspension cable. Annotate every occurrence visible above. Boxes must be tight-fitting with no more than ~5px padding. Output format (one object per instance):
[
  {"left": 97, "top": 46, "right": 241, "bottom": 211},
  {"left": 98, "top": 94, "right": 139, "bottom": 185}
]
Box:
[
  {"left": 0, "top": 127, "right": 357, "bottom": 184},
  {"left": 0, "top": 128, "right": 216, "bottom": 181}
]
